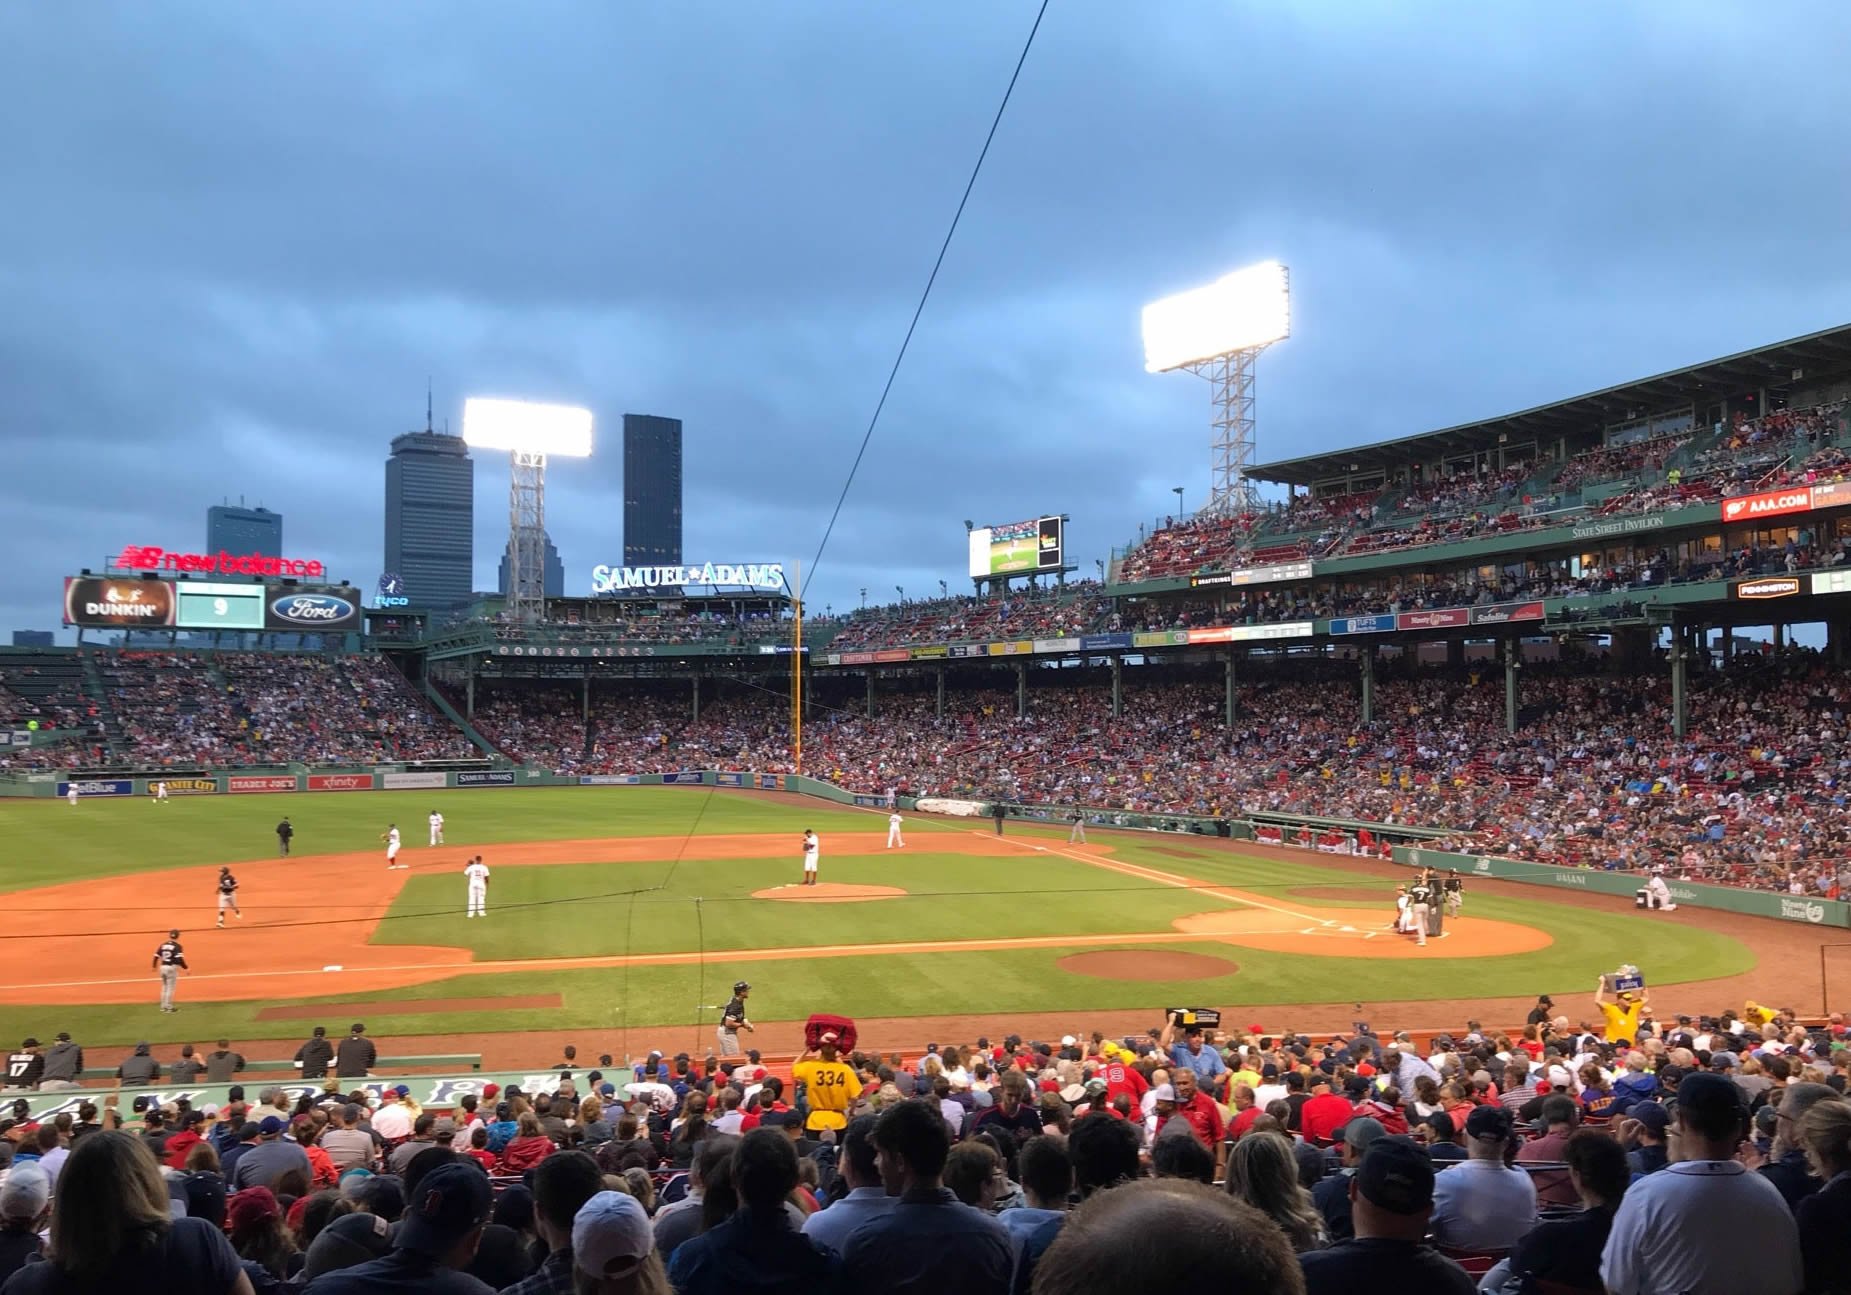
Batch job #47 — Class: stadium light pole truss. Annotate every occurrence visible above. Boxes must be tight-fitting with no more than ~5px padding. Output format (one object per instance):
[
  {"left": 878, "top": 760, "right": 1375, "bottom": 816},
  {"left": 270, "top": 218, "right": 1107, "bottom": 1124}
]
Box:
[
  {"left": 463, "top": 398, "right": 594, "bottom": 624},
  {"left": 1141, "top": 260, "right": 1290, "bottom": 515}
]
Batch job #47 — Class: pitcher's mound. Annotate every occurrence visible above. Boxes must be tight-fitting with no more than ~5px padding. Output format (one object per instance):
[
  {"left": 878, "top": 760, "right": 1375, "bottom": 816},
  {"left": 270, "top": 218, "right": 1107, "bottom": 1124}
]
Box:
[
  {"left": 754, "top": 883, "right": 908, "bottom": 903},
  {"left": 1058, "top": 950, "right": 1239, "bottom": 981}
]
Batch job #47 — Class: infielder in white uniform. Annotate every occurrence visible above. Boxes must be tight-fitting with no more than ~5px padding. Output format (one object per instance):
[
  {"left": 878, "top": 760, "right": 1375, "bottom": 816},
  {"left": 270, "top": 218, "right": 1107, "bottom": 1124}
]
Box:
[
  {"left": 429, "top": 810, "right": 445, "bottom": 846},
  {"left": 382, "top": 824, "right": 403, "bottom": 869},
  {"left": 801, "top": 829, "right": 819, "bottom": 886},
  {"left": 464, "top": 855, "right": 489, "bottom": 917},
  {"left": 886, "top": 812, "right": 904, "bottom": 849}
]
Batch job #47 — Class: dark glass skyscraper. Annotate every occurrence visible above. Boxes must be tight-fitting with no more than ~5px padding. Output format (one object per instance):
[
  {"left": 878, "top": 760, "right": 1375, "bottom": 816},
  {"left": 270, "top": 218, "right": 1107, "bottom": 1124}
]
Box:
[
  {"left": 206, "top": 504, "right": 282, "bottom": 557},
  {"left": 384, "top": 430, "right": 474, "bottom": 606},
  {"left": 497, "top": 528, "right": 564, "bottom": 599},
  {"left": 623, "top": 414, "right": 682, "bottom": 567}
]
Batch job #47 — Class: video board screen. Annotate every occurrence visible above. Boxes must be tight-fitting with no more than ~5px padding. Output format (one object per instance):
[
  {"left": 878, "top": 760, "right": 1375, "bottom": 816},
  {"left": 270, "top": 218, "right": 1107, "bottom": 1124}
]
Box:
[{"left": 968, "top": 516, "right": 1063, "bottom": 579}]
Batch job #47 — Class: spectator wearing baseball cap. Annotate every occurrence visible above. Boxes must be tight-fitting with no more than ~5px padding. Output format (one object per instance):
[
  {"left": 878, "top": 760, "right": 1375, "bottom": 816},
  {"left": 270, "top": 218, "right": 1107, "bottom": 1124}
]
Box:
[
  {"left": 229, "top": 1114, "right": 311, "bottom": 1192},
  {"left": 1622, "top": 1100, "right": 1671, "bottom": 1176},
  {"left": 0, "top": 1161, "right": 49, "bottom": 1282},
  {"left": 567, "top": 1190, "right": 665, "bottom": 1292},
  {"left": 1310, "top": 1116, "right": 1385, "bottom": 1242},
  {"left": 300, "top": 1211, "right": 394, "bottom": 1282},
  {"left": 1299, "top": 1137, "right": 1477, "bottom": 1294},
  {"left": 1428, "top": 1104, "right": 1536, "bottom": 1252},
  {"left": 305, "top": 1160, "right": 496, "bottom": 1293},
  {"left": 1601, "top": 1071, "right": 1801, "bottom": 1295}
]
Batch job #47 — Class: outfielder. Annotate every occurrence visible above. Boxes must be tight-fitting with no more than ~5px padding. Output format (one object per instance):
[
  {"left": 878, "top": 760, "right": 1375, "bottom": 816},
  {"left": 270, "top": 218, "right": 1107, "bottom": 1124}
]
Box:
[
  {"left": 886, "top": 811, "right": 904, "bottom": 849},
  {"left": 464, "top": 855, "right": 490, "bottom": 917},
  {"left": 800, "top": 829, "right": 819, "bottom": 886},
  {"left": 152, "top": 780, "right": 169, "bottom": 805},
  {"left": 718, "top": 981, "right": 754, "bottom": 1056},
  {"left": 382, "top": 823, "right": 403, "bottom": 869},
  {"left": 153, "top": 929, "right": 187, "bottom": 1012},
  {"left": 66, "top": 786, "right": 77, "bottom": 807},
  {"left": 215, "top": 866, "right": 242, "bottom": 928},
  {"left": 429, "top": 809, "right": 445, "bottom": 846}
]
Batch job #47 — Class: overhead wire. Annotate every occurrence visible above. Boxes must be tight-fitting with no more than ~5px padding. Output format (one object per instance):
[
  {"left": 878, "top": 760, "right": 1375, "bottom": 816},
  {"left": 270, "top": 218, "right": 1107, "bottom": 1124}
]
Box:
[{"left": 801, "top": 0, "right": 1053, "bottom": 599}]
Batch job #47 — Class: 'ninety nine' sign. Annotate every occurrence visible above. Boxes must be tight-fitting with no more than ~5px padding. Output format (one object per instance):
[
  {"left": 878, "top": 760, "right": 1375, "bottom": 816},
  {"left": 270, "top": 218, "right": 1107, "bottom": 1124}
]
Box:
[{"left": 591, "top": 562, "right": 785, "bottom": 593}]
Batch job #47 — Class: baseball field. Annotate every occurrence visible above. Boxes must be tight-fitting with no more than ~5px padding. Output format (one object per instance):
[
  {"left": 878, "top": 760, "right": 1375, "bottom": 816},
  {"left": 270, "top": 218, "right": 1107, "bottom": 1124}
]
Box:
[{"left": 0, "top": 785, "right": 1821, "bottom": 1066}]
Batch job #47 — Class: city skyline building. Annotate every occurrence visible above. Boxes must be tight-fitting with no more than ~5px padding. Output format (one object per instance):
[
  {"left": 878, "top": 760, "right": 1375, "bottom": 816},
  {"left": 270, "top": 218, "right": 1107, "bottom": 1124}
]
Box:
[
  {"left": 384, "top": 399, "right": 474, "bottom": 607},
  {"left": 497, "top": 526, "right": 564, "bottom": 599},
  {"left": 206, "top": 503, "right": 282, "bottom": 557},
  {"left": 623, "top": 413, "right": 682, "bottom": 568}
]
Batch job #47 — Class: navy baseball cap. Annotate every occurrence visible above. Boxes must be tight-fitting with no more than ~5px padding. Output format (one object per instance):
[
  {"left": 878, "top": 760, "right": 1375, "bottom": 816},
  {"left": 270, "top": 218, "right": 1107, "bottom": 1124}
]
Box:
[
  {"left": 397, "top": 1162, "right": 492, "bottom": 1255},
  {"left": 1355, "top": 1137, "right": 1435, "bottom": 1214},
  {"left": 258, "top": 1116, "right": 286, "bottom": 1135}
]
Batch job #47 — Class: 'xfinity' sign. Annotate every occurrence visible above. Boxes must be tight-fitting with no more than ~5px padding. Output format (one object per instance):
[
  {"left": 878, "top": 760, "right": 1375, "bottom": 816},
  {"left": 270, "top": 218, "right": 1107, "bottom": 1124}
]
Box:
[{"left": 590, "top": 562, "right": 785, "bottom": 593}]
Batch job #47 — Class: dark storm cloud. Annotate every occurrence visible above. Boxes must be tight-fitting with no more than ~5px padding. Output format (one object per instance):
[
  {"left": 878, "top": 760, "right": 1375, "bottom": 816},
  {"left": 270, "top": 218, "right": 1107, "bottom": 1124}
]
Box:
[{"left": 2, "top": 1, "right": 1850, "bottom": 637}]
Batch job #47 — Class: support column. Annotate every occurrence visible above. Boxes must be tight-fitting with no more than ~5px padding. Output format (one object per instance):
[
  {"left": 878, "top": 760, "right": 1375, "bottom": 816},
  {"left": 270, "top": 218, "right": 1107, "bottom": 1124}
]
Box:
[
  {"left": 691, "top": 674, "right": 700, "bottom": 724},
  {"left": 1111, "top": 655, "right": 1123, "bottom": 719},
  {"left": 1672, "top": 627, "right": 1689, "bottom": 739},
  {"left": 1017, "top": 662, "right": 1028, "bottom": 718},
  {"left": 1447, "top": 638, "right": 1466, "bottom": 669},
  {"left": 866, "top": 670, "right": 875, "bottom": 718},
  {"left": 1504, "top": 639, "right": 1519, "bottom": 735},
  {"left": 1225, "top": 650, "right": 1237, "bottom": 728},
  {"left": 1775, "top": 621, "right": 1786, "bottom": 651},
  {"left": 1360, "top": 647, "right": 1375, "bottom": 724},
  {"left": 465, "top": 658, "right": 476, "bottom": 719},
  {"left": 936, "top": 666, "right": 946, "bottom": 719},
  {"left": 584, "top": 669, "right": 591, "bottom": 725}
]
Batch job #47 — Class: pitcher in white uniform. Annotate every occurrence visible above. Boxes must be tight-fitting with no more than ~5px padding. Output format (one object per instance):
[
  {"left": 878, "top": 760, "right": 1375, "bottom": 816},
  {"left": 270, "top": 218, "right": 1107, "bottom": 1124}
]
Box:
[{"left": 801, "top": 830, "right": 819, "bottom": 886}]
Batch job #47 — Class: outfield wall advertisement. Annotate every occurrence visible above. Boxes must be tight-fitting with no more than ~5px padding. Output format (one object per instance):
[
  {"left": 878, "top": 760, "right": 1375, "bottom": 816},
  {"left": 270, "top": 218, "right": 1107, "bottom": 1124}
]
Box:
[{"left": 1395, "top": 845, "right": 1851, "bottom": 928}]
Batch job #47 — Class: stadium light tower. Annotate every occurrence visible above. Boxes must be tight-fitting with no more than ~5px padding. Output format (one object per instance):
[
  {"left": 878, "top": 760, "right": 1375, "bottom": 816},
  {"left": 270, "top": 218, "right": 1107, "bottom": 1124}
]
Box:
[
  {"left": 1141, "top": 260, "right": 1290, "bottom": 515},
  {"left": 463, "top": 397, "right": 594, "bottom": 624}
]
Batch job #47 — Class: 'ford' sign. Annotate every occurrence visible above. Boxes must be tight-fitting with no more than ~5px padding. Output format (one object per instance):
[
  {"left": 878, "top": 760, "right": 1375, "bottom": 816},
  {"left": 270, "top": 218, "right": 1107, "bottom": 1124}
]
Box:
[{"left": 264, "top": 588, "right": 362, "bottom": 631}]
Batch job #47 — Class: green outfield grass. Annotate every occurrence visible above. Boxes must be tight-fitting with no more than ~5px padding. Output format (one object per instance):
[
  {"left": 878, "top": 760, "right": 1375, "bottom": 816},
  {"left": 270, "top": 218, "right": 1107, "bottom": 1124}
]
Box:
[{"left": 0, "top": 787, "right": 1758, "bottom": 1046}]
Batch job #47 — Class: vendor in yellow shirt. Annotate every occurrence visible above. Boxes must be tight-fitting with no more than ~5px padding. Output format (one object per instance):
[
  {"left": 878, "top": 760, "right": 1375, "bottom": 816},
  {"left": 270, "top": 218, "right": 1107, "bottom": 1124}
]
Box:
[
  {"left": 1595, "top": 975, "right": 1650, "bottom": 1042},
  {"left": 791, "top": 1030, "right": 862, "bottom": 1133}
]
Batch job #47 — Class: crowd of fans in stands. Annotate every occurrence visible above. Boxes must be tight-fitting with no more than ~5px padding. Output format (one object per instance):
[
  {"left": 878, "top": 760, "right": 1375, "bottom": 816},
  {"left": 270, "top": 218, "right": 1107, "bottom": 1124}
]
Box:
[
  {"left": 466, "top": 650, "right": 1851, "bottom": 895},
  {"left": 1115, "top": 402, "right": 1848, "bottom": 576},
  {"left": 81, "top": 653, "right": 478, "bottom": 769},
  {"left": 4, "top": 992, "right": 1850, "bottom": 1292},
  {"left": 826, "top": 583, "right": 1111, "bottom": 652}
]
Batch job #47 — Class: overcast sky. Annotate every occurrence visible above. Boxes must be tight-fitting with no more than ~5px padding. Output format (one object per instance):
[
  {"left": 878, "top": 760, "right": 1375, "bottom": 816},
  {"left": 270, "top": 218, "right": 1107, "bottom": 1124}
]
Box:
[{"left": 4, "top": 1, "right": 1851, "bottom": 635}]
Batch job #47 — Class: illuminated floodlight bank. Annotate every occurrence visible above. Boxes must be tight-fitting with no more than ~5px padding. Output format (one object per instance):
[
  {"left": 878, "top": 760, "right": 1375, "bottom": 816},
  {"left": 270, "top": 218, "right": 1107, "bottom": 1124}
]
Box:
[
  {"left": 1141, "top": 260, "right": 1290, "bottom": 374},
  {"left": 462, "top": 398, "right": 594, "bottom": 457}
]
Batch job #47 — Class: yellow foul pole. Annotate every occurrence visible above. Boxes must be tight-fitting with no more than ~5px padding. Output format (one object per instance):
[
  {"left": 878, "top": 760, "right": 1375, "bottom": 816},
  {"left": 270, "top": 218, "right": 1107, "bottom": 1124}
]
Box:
[{"left": 792, "top": 560, "right": 803, "bottom": 775}]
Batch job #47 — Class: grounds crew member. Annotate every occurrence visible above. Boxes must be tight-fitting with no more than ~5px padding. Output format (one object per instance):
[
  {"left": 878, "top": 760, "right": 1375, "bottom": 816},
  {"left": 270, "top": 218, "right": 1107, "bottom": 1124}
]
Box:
[{"left": 294, "top": 1026, "right": 334, "bottom": 1079}]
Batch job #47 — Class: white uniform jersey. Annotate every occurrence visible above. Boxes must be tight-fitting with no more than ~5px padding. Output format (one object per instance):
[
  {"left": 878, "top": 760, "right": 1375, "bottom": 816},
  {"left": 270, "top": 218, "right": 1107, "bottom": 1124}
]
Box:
[
  {"left": 465, "top": 862, "right": 489, "bottom": 888},
  {"left": 803, "top": 833, "right": 820, "bottom": 869},
  {"left": 387, "top": 828, "right": 401, "bottom": 848}
]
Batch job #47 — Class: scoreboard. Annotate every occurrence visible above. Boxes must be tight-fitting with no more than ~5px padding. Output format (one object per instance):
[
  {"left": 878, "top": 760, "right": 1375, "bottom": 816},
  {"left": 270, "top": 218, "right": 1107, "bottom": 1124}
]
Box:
[{"left": 175, "top": 582, "right": 266, "bottom": 631}]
